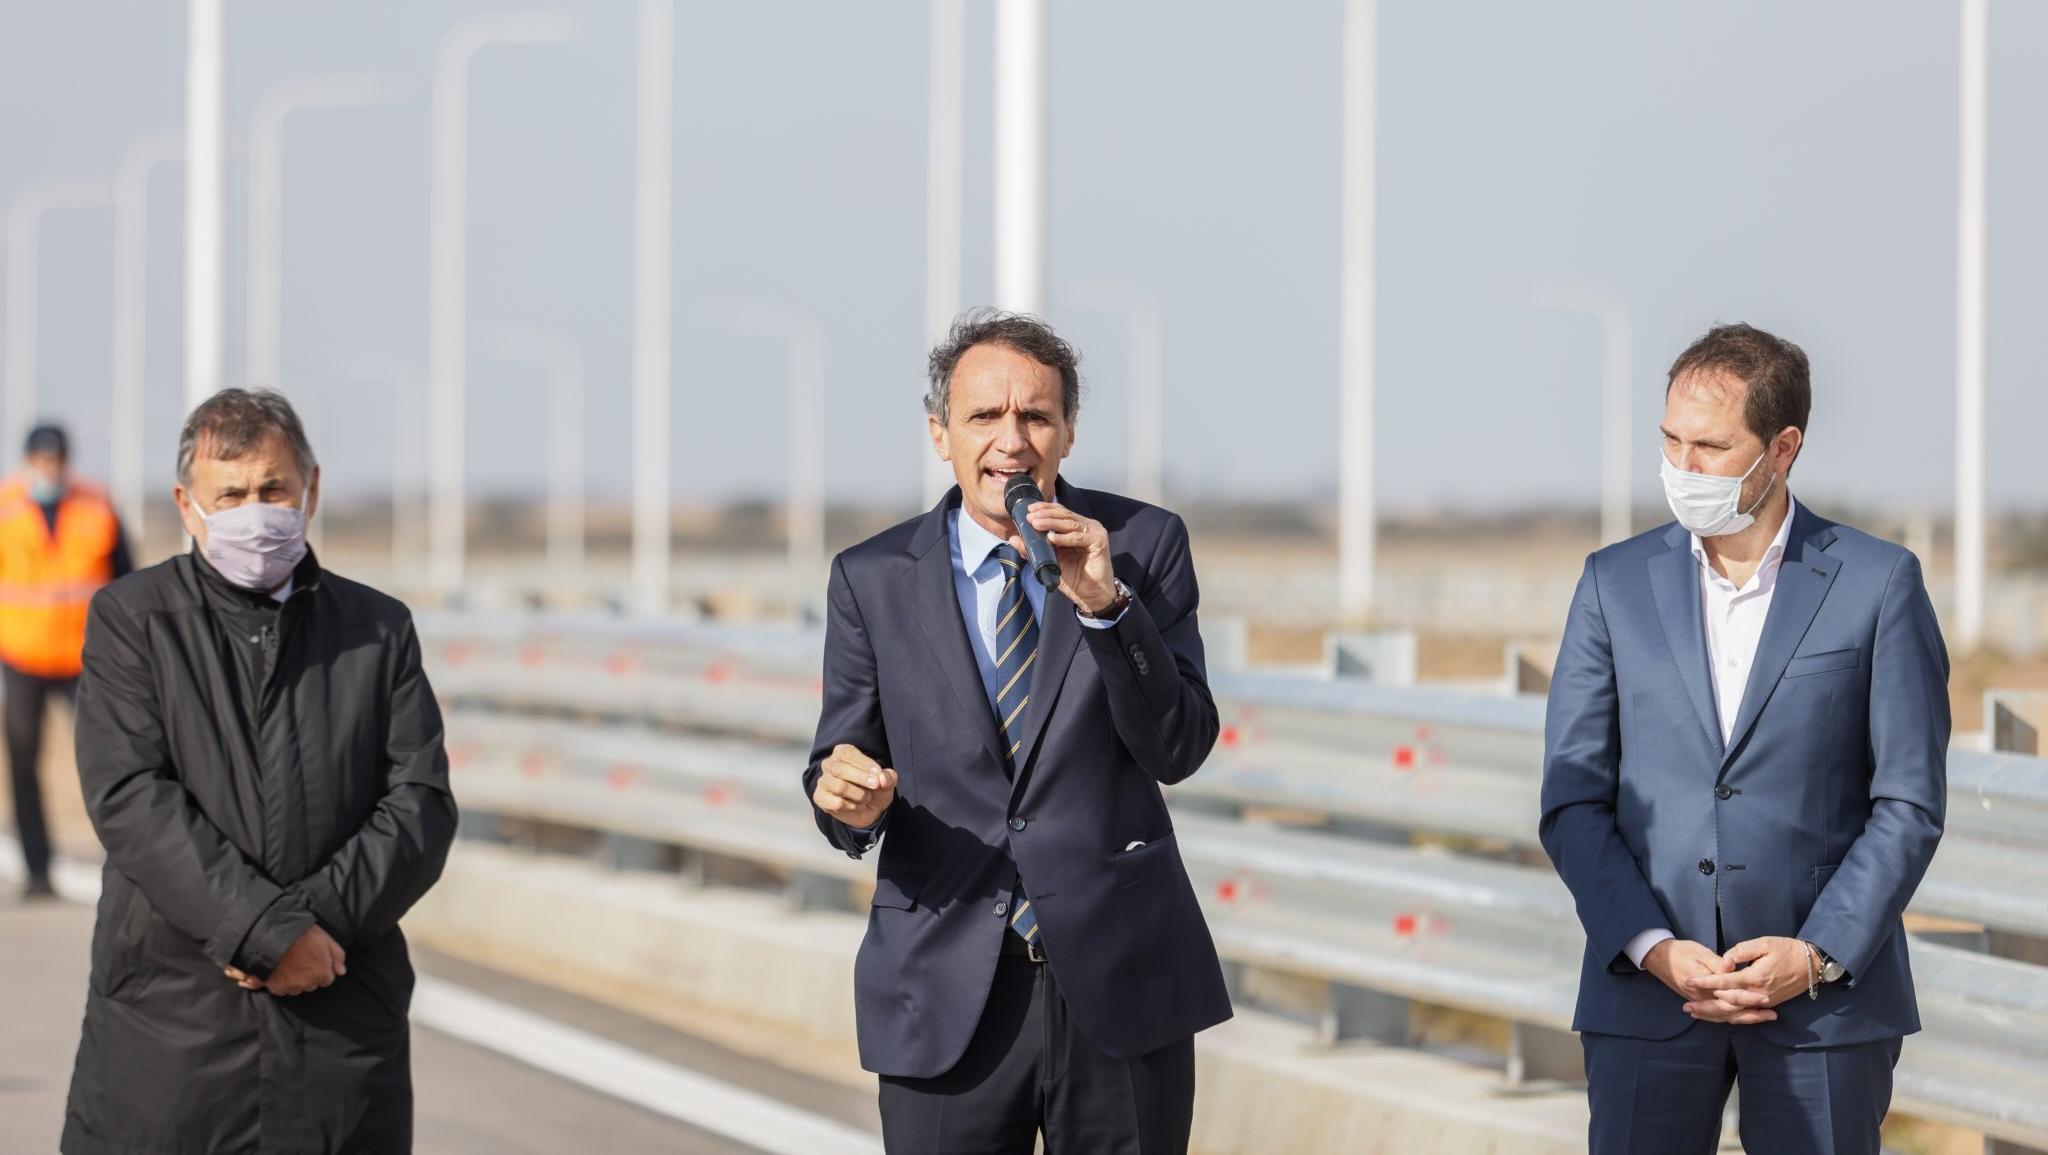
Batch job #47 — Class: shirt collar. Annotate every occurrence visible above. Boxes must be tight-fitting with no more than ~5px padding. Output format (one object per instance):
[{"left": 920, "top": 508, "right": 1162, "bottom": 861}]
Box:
[
  {"left": 953, "top": 506, "right": 1009, "bottom": 575},
  {"left": 1691, "top": 494, "right": 1798, "bottom": 583}
]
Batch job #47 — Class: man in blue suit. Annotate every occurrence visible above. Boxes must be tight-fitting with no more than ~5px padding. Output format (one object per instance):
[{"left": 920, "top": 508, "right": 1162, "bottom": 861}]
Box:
[
  {"left": 803, "top": 310, "right": 1232, "bottom": 1153},
  {"left": 1540, "top": 323, "right": 1949, "bottom": 1155}
]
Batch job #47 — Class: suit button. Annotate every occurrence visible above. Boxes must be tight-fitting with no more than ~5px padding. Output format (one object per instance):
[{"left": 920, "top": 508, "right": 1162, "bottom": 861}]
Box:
[
  {"left": 1698, "top": 859, "right": 1716, "bottom": 875},
  {"left": 1009, "top": 817, "right": 1027, "bottom": 831},
  {"left": 1715, "top": 785, "right": 1734, "bottom": 801},
  {"left": 993, "top": 901, "right": 1009, "bottom": 917}
]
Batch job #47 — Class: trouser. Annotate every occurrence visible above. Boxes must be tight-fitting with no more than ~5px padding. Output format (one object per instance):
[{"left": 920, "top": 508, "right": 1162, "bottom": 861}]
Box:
[
  {"left": 877, "top": 948, "right": 1197, "bottom": 1154},
  {"left": 1582, "top": 1021, "right": 1902, "bottom": 1155},
  {"left": 4, "top": 663, "right": 76, "bottom": 883}
]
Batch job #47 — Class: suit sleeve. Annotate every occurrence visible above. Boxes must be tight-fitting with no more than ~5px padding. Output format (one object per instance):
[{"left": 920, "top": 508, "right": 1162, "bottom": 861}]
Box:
[
  {"left": 803, "top": 554, "right": 894, "bottom": 858},
  {"left": 73, "top": 589, "right": 316, "bottom": 977},
  {"left": 1539, "top": 555, "right": 1675, "bottom": 974},
  {"left": 1080, "top": 513, "right": 1219, "bottom": 786},
  {"left": 292, "top": 614, "right": 458, "bottom": 950},
  {"left": 1796, "top": 552, "right": 1948, "bottom": 982}
]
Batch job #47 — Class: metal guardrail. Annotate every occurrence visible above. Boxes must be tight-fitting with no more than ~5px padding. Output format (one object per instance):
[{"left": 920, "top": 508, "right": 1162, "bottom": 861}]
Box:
[
  {"left": 418, "top": 622, "right": 2048, "bottom": 944},
  {"left": 419, "top": 615, "right": 2048, "bottom": 1149}
]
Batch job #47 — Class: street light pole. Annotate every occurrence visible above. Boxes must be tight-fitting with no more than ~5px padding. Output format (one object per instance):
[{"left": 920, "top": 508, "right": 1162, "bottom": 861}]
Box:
[
  {"left": 244, "top": 74, "right": 382, "bottom": 390},
  {"left": 1529, "top": 279, "right": 1634, "bottom": 546},
  {"left": 185, "top": 0, "right": 226, "bottom": 412},
  {"left": 923, "top": 0, "right": 965, "bottom": 504},
  {"left": 633, "top": 0, "right": 675, "bottom": 616},
  {"left": 427, "top": 11, "right": 585, "bottom": 595},
  {"left": 1060, "top": 281, "right": 1165, "bottom": 505},
  {"left": 717, "top": 308, "right": 826, "bottom": 601},
  {"left": 1337, "top": 0, "right": 1377, "bottom": 623},
  {"left": 478, "top": 329, "right": 586, "bottom": 582},
  {"left": 113, "top": 134, "right": 180, "bottom": 547},
  {"left": 5, "top": 177, "right": 110, "bottom": 452},
  {"left": 992, "top": 0, "right": 1045, "bottom": 316},
  {"left": 1954, "top": 0, "right": 1988, "bottom": 651}
]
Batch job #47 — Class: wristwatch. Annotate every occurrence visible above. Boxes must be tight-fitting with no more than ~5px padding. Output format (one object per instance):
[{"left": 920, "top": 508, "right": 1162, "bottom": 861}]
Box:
[
  {"left": 1079, "top": 579, "right": 1134, "bottom": 621},
  {"left": 1813, "top": 945, "right": 1845, "bottom": 983}
]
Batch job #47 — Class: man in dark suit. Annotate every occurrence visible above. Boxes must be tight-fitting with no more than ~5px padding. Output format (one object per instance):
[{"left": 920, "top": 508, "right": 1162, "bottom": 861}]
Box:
[
  {"left": 1539, "top": 324, "right": 1949, "bottom": 1154},
  {"left": 802, "top": 309, "right": 1232, "bottom": 1153}
]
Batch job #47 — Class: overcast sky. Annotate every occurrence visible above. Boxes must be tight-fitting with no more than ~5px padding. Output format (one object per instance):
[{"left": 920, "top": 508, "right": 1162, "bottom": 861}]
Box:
[{"left": 2, "top": 0, "right": 2043, "bottom": 515}]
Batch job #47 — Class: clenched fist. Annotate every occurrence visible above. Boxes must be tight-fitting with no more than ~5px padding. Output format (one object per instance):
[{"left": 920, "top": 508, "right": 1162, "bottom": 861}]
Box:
[{"left": 811, "top": 744, "right": 899, "bottom": 829}]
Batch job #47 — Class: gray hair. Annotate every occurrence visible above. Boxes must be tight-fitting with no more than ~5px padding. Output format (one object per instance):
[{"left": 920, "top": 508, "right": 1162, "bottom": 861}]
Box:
[
  {"left": 177, "top": 388, "right": 318, "bottom": 486},
  {"left": 923, "top": 308, "right": 1082, "bottom": 425}
]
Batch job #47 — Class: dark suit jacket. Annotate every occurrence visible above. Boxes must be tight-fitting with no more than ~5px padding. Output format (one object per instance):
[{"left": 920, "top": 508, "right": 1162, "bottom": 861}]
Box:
[
  {"left": 803, "top": 480, "right": 1233, "bottom": 1078},
  {"left": 1539, "top": 504, "right": 1949, "bottom": 1047}
]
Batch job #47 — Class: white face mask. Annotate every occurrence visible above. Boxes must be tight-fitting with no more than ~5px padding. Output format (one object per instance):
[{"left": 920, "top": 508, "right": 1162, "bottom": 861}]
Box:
[
  {"left": 1659, "top": 449, "right": 1775, "bottom": 538},
  {"left": 199, "top": 500, "right": 308, "bottom": 591}
]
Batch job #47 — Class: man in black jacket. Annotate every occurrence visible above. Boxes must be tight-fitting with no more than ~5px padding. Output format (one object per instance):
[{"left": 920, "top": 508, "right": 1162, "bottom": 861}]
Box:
[
  {"left": 62, "top": 388, "right": 456, "bottom": 1154},
  {"left": 804, "top": 311, "right": 1231, "bottom": 1153}
]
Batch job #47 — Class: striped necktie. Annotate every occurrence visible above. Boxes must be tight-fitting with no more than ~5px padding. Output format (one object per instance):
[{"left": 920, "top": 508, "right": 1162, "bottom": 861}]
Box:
[{"left": 990, "top": 544, "right": 1043, "bottom": 953}]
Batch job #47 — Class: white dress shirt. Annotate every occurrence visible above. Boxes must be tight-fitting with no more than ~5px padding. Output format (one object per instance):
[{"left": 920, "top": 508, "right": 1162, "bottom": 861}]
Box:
[{"left": 1624, "top": 496, "right": 1798, "bottom": 969}]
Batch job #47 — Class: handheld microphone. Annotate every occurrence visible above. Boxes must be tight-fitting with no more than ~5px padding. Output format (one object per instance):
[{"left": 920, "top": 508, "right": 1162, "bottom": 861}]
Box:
[{"left": 1002, "top": 475, "right": 1063, "bottom": 590}]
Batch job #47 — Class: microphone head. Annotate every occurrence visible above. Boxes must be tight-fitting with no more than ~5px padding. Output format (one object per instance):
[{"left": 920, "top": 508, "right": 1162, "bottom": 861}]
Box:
[{"left": 1002, "top": 473, "right": 1045, "bottom": 515}]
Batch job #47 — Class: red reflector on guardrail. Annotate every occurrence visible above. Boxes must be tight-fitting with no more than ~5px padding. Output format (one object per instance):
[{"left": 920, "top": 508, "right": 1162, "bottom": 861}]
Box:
[
  {"left": 1393, "top": 746, "right": 1416, "bottom": 770},
  {"left": 607, "top": 765, "right": 640, "bottom": 791}
]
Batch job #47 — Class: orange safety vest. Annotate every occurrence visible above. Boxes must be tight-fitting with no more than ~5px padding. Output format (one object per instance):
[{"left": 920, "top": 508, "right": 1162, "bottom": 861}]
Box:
[{"left": 0, "top": 477, "right": 120, "bottom": 678}]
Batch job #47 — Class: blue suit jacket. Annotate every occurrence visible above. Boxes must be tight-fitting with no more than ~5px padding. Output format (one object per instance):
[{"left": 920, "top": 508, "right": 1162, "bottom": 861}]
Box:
[
  {"left": 803, "top": 481, "right": 1233, "bottom": 1078},
  {"left": 1539, "top": 504, "right": 1949, "bottom": 1047}
]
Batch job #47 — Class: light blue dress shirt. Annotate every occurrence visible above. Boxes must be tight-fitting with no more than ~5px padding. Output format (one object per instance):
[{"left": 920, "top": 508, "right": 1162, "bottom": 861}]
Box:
[{"left": 950, "top": 506, "right": 1122, "bottom": 711}]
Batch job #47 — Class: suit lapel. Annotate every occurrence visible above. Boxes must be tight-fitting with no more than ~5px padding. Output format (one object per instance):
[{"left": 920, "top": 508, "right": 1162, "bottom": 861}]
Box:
[
  {"left": 1008, "top": 478, "right": 1087, "bottom": 792},
  {"left": 905, "top": 490, "right": 1007, "bottom": 773},
  {"left": 1721, "top": 507, "right": 1840, "bottom": 768},
  {"left": 1647, "top": 526, "right": 1725, "bottom": 756}
]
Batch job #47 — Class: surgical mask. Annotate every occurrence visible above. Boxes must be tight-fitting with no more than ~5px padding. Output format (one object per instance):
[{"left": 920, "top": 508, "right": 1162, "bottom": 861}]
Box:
[
  {"left": 1659, "top": 450, "right": 1775, "bottom": 538},
  {"left": 199, "top": 501, "right": 307, "bottom": 591},
  {"left": 28, "top": 477, "right": 61, "bottom": 505}
]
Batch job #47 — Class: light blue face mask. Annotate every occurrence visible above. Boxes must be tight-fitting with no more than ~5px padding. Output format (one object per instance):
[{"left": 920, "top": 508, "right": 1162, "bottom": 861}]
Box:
[{"left": 28, "top": 477, "right": 62, "bottom": 505}]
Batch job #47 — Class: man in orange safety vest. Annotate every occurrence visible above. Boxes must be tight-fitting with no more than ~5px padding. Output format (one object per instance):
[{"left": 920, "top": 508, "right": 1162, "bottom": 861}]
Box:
[{"left": 1, "top": 424, "right": 132, "bottom": 899}]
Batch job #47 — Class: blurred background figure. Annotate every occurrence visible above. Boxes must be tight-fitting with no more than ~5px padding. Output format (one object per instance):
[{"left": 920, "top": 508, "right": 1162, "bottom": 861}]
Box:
[{"left": 0, "top": 423, "right": 131, "bottom": 900}]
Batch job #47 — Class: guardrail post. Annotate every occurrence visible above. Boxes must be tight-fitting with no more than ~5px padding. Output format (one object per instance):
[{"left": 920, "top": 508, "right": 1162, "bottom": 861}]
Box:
[
  {"left": 1205, "top": 616, "right": 1250, "bottom": 674},
  {"left": 1324, "top": 630, "right": 1418, "bottom": 686},
  {"left": 1504, "top": 1021, "right": 1583, "bottom": 1087},
  {"left": 457, "top": 811, "right": 509, "bottom": 845},
  {"left": 787, "top": 870, "right": 854, "bottom": 913},
  {"left": 602, "top": 833, "right": 669, "bottom": 873},
  {"left": 1986, "top": 689, "right": 2046, "bottom": 755},
  {"left": 1504, "top": 642, "right": 1553, "bottom": 696},
  {"left": 1320, "top": 980, "right": 1411, "bottom": 1046}
]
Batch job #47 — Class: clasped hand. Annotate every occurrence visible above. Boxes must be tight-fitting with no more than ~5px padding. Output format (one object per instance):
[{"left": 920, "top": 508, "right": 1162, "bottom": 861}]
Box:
[{"left": 1644, "top": 936, "right": 1812, "bottom": 1025}]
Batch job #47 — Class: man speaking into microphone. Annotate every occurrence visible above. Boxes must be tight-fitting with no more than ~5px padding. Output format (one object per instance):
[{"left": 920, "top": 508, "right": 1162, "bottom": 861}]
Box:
[{"left": 803, "top": 309, "right": 1231, "bottom": 1153}]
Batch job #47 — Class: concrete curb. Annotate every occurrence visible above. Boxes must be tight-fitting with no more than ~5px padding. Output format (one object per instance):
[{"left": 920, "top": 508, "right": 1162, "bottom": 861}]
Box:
[{"left": 409, "top": 841, "right": 1589, "bottom": 1154}]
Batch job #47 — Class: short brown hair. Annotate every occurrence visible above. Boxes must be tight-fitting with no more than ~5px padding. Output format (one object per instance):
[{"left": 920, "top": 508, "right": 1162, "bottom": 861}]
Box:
[{"left": 1666, "top": 323, "right": 1811, "bottom": 454}]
